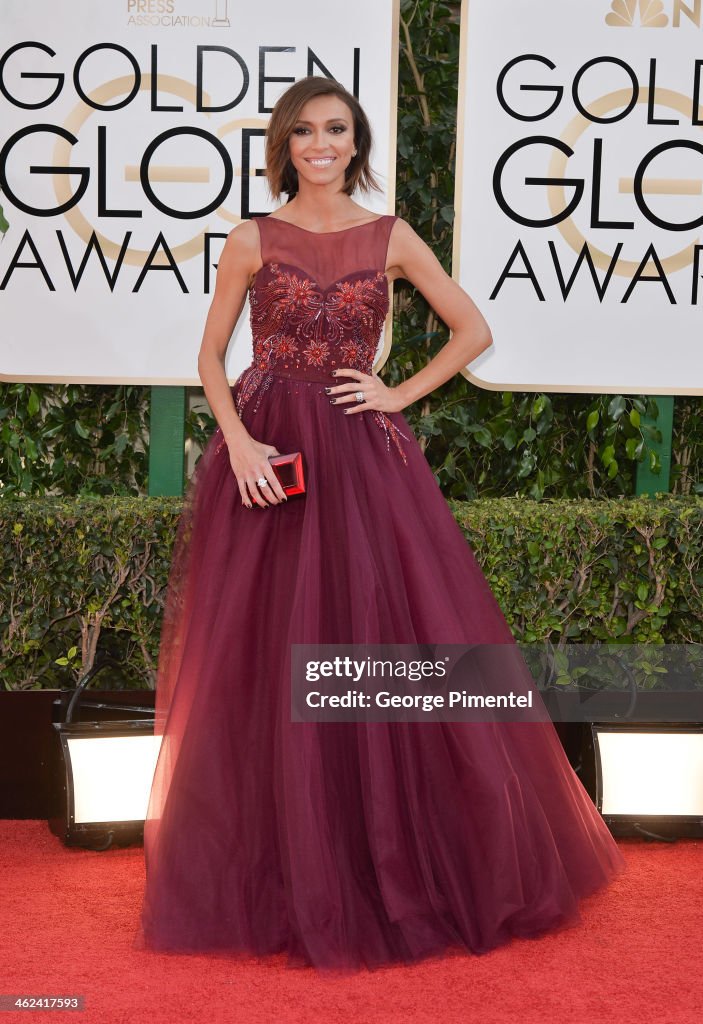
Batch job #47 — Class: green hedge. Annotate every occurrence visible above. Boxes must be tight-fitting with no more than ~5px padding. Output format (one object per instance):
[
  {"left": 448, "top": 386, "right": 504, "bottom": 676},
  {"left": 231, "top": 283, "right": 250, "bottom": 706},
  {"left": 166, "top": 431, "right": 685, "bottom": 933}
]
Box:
[
  {"left": 1, "top": 494, "right": 701, "bottom": 691},
  {"left": 0, "top": 497, "right": 180, "bottom": 691}
]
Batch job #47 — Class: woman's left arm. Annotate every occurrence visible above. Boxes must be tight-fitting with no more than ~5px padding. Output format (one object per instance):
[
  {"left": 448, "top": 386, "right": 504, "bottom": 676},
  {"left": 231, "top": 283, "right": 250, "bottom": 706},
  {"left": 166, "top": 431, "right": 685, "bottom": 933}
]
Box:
[{"left": 331, "top": 218, "right": 493, "bottom": 415}]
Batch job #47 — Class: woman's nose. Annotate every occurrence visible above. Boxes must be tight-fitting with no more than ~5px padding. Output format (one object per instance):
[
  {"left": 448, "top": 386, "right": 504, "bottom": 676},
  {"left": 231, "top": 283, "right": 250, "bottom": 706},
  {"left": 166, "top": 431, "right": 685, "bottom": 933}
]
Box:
[{"left": 309, "top": 130, "right": 330, "bottom": 148}]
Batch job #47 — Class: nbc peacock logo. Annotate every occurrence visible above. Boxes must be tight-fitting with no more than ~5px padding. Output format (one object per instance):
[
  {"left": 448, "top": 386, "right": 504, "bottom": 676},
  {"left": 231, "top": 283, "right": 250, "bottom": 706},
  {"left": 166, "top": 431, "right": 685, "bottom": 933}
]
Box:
[{"left": 605, "top": 0, "right": 669, "bottom": 27}]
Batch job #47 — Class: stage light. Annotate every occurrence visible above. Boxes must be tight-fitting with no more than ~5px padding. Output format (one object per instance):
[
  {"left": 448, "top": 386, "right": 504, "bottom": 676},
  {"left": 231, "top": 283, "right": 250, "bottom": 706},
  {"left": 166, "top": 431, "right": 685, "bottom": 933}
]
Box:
[
  {"left": 592, "top": 724, "right": 703, "bottom": 840},
  {"left": 48, "top": 657, "right": 158, "bottom": 850}
]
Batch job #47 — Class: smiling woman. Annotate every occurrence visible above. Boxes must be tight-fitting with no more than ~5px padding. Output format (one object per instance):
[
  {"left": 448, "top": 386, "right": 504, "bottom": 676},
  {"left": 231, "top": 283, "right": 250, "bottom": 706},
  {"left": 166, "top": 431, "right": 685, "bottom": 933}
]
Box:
[
  {"left": 263, "top": 77, "right": 382, "bottom": 204},
  {"left": 135, "top": 74, "right": 626, "bottom": 975}
]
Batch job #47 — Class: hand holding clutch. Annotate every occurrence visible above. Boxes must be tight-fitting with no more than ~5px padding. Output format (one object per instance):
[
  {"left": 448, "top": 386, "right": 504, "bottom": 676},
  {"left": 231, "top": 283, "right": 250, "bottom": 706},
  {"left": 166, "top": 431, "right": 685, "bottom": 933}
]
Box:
[{"left": 254, "top": 451, "right": 305, "bottom": 505}]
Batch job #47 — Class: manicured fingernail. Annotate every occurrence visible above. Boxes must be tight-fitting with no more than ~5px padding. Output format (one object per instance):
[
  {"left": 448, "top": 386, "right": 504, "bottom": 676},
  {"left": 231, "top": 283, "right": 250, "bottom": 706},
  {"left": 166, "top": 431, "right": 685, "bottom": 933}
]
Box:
[
  {"left": 329, "top": 398, "right": 336, "bottom": 404},
  {"left": 324, "top": 387, "right": 331, "bottom": 394}
]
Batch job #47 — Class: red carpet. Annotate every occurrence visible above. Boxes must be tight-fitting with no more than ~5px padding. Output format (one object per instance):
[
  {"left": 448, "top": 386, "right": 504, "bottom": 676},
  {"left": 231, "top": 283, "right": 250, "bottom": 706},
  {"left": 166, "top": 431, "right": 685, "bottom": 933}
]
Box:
[{"left": 1, "top": 821, "right": 700, "bottom": 1024}]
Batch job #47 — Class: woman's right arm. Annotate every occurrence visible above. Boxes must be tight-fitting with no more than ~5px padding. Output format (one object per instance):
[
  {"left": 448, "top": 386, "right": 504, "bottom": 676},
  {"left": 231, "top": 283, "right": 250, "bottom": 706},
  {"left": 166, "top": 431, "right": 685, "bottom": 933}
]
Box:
[{"left": 197, "top": 221, "right": 288, "bottom": 508}]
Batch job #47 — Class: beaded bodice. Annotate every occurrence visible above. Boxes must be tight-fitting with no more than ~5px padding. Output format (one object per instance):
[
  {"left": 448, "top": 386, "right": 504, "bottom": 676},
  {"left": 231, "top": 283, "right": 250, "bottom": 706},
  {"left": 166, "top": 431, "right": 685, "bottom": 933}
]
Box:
[
  {"left": 248, "top": 213, "right": 396, "bottom": 382},
  {"left": 216, "top": 212, "right": 410, "bottom": 464}
]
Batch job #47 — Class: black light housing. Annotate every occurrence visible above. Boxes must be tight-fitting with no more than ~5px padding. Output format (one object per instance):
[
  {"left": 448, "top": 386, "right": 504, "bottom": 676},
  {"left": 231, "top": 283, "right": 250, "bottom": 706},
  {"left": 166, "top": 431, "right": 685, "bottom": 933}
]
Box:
[
  {"left": 590, "top": 722, "right": 703, "bottom": 841},
  {"left": 48, "top": 657, "right": 158, "bottom": 851}
]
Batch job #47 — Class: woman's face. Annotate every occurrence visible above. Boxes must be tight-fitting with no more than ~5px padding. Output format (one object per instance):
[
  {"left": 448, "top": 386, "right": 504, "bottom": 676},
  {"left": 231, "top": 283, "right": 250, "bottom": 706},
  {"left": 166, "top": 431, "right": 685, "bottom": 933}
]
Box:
[{"left": 287, "top": 93, "right": 356, "bottom": 190}]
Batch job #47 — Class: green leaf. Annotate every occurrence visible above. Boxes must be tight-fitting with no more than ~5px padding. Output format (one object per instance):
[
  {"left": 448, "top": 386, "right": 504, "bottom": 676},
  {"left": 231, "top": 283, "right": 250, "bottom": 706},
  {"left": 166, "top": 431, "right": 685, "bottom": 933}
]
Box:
[
  {"left": 625, "top": 437, "right": 639, "bottom": 459},
  {"left": 608, "top": 395, "right": 626, "bottom": 420},
  {"left": 502, "top": 427, "right": 518, "bottom": 450},
  {"left": 473, "top": 427, "right": 492, "bottom": 448}
]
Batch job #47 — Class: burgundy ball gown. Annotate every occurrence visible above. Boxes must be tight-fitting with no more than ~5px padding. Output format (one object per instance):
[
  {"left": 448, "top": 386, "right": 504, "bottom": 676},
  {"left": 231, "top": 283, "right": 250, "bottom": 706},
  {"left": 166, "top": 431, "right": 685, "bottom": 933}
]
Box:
[{"left": 134, "top": 213, "right": 625, "bottom": 973}]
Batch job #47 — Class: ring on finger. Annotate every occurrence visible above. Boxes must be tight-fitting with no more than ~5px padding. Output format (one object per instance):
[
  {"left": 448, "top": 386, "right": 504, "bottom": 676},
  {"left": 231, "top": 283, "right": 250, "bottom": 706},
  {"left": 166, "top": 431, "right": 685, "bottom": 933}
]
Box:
[
  {"left": 256, "top": 476, "right": 268, "bottom": 487},
  {"left": 355, "top": 391, "right": 364, "bottom": 403}
]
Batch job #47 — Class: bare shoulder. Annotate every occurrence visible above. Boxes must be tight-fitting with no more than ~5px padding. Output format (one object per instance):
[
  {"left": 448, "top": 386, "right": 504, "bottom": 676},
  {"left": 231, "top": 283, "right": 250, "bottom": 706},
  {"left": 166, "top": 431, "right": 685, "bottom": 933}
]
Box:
[
  {"left": 225, "top": 219, "right": 261, "bottom": 259},
  {"left": 218, "top": 219, "right": 263, "bottom": 289},
  {"left": 389, "top": 215, "right": 418, "bottom": 238},
  {"left": 386, "top": 216, "right": 436, "bottom": 283}
]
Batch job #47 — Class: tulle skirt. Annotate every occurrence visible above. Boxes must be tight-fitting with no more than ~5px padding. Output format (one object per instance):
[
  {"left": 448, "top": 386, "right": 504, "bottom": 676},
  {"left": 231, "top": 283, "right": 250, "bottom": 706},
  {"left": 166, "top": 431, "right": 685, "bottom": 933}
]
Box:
[{"left": 133, "top": 372, "right": 626, "bottom": 973}]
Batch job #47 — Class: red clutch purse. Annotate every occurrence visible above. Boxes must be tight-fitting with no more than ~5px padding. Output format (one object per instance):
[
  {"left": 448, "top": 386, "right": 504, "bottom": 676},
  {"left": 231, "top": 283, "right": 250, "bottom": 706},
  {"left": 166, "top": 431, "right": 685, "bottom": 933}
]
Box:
[{"left": 259, "top": 451, "right": 306, "bottom": 502}]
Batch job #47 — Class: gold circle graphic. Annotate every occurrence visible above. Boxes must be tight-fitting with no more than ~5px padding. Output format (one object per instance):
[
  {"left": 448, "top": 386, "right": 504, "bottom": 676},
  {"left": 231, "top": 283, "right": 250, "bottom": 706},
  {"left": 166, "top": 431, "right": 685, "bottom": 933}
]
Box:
[
  {"left": 54, "top": 74, "right": 224, "bottom": 265},
  {"left": 548, "top": 87, "right": 702, "bottom": 276}
]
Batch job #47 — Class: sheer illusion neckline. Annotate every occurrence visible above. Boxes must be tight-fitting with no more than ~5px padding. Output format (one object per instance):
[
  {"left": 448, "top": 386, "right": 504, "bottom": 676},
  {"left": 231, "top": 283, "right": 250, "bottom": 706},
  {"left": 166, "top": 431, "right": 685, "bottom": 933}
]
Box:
[{"left": 264, "top": 213, "right": 389, "bottom": 236}]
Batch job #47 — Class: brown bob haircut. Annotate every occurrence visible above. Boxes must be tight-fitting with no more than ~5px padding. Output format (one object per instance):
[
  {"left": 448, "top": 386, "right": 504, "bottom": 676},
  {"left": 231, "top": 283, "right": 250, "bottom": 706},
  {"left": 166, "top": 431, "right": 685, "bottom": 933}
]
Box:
[{"left": 265, "top": 76, "right": 383, "bottom": 201}]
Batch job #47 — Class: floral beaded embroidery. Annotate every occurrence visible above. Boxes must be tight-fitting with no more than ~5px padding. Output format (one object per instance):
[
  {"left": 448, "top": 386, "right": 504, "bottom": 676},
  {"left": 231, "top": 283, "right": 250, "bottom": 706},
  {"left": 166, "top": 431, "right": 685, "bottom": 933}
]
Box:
[
  {"left": 213, "top": 366, "right": 273, "bottom": 456},
  {"left": 214, "top": 262, "right": 411, "bottom": 464},
  {"left": 372, "top": 411, "right": 411, "bottom": 465},
  {"left": 249, "top": 263, "right": 388, "bottom": 372},
  {"left": 235, "top": 366, "right": 272, "bottom": 417}
]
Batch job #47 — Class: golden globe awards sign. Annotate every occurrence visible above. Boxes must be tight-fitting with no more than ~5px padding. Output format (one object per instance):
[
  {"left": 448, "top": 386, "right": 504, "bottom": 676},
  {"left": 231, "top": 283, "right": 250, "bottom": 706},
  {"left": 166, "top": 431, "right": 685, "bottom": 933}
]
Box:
[
  {"left": 455, "top": 0, "right": 703, "bottom": 395},
  {"left": 0, "top": 0, "right": 399, "bottom": 384}
]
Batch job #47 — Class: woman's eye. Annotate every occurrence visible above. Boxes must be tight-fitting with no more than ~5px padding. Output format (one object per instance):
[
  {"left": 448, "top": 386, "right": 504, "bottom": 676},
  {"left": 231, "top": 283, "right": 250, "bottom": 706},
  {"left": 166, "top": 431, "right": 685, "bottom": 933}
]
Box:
[{"left": 292, "top": 126, "right": 346, "bottom": 135}]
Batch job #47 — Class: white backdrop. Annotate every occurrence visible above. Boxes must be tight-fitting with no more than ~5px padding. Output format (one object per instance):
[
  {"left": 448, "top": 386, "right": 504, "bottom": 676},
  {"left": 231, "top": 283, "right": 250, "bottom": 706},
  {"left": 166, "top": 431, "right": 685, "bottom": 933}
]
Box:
[
  {"left": 0, "top": 0, "right": 399, "bottom": 384},
  {"left": 455, "top": 0, "right": 703, "bottom": 394}
]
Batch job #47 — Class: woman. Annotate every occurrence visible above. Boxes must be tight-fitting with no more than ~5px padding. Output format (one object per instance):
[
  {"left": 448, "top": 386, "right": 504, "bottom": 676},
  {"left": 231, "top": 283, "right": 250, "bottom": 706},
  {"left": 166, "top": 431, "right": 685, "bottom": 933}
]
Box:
[{"left": 135, "top": 76, "right": 626, "bottom": 974}]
